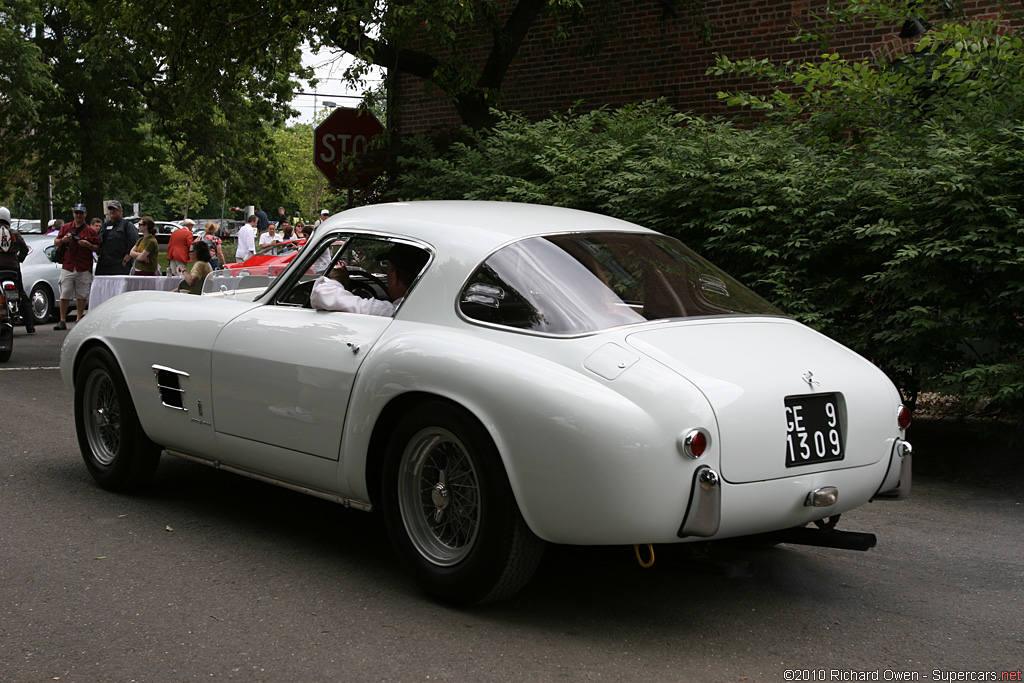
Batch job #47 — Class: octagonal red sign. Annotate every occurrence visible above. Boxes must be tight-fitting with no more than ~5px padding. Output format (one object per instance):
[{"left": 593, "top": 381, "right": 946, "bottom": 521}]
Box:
[{"left": 314, "top": 108, "right": 385, "bottom": 188}]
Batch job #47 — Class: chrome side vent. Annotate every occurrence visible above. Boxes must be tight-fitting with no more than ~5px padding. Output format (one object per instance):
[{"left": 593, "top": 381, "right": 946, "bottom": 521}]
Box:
[{"left": 153, "top": 365, "right": 189, "bottom": 411}]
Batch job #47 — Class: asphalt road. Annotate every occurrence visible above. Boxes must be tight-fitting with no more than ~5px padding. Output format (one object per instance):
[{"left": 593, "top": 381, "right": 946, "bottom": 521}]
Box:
[{"left": 1, "top": 325, "right": 1021, "bottom": 682}]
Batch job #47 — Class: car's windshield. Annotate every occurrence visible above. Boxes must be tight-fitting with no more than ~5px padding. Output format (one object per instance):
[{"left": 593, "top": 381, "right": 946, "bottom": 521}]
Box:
[
  {"left": 460, "top": 232, "right": 780, "bottom": 335},
  {"left": 258, "top": 241, "right": 301, "bottom": 256}
]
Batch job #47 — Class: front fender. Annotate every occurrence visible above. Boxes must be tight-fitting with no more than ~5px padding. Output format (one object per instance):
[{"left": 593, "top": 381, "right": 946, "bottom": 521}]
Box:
[{"left": 60, "top": 290, "right": 263, "bottom": 452}]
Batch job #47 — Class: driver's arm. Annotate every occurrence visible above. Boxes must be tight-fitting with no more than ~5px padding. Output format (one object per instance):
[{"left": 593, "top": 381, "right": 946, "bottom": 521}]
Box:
[{"left": 310, "top": 275, "right": 396, "bottom": 316}]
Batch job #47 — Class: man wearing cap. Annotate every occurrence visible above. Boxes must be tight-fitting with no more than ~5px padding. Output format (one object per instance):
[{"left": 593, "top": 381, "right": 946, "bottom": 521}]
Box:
[
  {"left": 45, "top": 219, "right": 63, "bottom": 235},
  {"left": 306, "top": 209, "right": 330, "bottom": 245},
  {"left": 0, "top": 205, "right": 35, "bottom": 334},
  {"left": 53, "top": 204, "right": 100, "bottom": 330},
  {"left": 95, "top": 200, "right": 138, "bottom": 276},
  {"left": 310, "top": 243, "right": 428, "bottom": 316},
  {"left": 166, "top": 219, "right": 194, "bottom": 277}
]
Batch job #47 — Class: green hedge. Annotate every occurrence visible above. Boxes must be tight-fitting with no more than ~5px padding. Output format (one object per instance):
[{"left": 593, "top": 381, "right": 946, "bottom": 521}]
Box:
[{"left": 394, "top": 102, "right": 1024, "bottom": 414}]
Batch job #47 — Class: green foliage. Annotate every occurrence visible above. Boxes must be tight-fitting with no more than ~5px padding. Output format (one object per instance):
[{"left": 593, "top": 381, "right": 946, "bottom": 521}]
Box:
[
  {"left": 396, "top": 8, "right": 1024, "bottom": 416},
  {"left": 1, "top": 0, "right": 307, "bottom": 219},
  {"left": 395, "top": 90, "right": 1024, "bottom": 414},
  {"left": 0, "top": 0, "right": 50, "bottom": 196},
  {"left": 273, "top": 124, "right": 333, "bottom": 221}
]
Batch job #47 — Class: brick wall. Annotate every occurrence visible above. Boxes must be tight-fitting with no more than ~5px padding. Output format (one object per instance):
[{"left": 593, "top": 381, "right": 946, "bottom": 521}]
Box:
[{"left": 391, "top": 0, "right": 1013, "bottom": 137}]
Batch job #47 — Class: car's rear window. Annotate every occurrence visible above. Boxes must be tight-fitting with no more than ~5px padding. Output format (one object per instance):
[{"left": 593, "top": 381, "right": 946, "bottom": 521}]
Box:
[{"left": 459, "top": 232, "right": 780, "bottom": 335}]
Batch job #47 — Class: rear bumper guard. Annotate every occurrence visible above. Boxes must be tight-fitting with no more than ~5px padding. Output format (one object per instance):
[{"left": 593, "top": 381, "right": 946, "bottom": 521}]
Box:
[
  {"left": 872, "top": 438, "right": 913, "bottom": 501},
  {"left": 678, "top": 465, "right": 721, "bottom": 538}
]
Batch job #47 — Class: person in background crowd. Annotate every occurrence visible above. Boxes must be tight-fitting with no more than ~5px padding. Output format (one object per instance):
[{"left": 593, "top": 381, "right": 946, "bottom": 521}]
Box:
[
  {"left": 166, "top": 220, "right": 194, "bottom": 276},
  {"left": 279, "top": 221, "right": 296, "bottom": 242},
  {"left": 95, "top": 200, "right": 138, "bottom": 275},
  {"left": 127, "top": 217, "right": 159, "bottom": 275},
  {"left": 46, "top": 219, "right": 62, "bottom": 235},
  {"left": 53, "top": 203, "right": 99, "bottom": 330},
  {"left": 258, "top": 221, "right": 280, "bottom": 249},
  {"left": 294, "top": 221, "right": 306, "bottom": 239},
  {"left": 201, "top": 221, "right": 225, "bottom": 269},
  {"left": 0, "top": 205, "right": 35, "bottom": 333},
  {"left": 235, "top": 214, "right": 257, "bottom": 263},
  {"left": 174, "top": 239, "right": 212, "bottom": 294},
  {"left": 255, "top": 205, "right": 269, "bottom": 234},
  {"left": 276, "top": 206, "right": 288, "bottom": 227},
  {"left": 309, "top": 208, "right": 330, "bottom": 241},
  {"left": 90, "top": 217, "right": 102, "bottom": 230}
]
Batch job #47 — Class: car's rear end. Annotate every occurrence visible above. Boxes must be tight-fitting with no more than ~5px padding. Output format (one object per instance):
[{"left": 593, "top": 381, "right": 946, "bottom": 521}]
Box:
[
  {"left": 625, "top": 317, "right": 910, "bottom": 542},
  {"left": 452, "top": 224, "right": 911, "bottom": 548}
]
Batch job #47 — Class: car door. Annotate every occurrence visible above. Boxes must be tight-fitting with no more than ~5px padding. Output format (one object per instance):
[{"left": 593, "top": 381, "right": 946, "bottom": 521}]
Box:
[{"left": 210, "top": 304, "right": 390, "bottom": 464}]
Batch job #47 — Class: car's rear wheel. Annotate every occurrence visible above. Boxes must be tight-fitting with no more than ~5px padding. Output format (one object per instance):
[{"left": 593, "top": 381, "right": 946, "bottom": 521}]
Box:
[
  {"left": 75, "top": 347, "right": 161, "bottom": 490},
  {"left": 382, "top": 402, "right": 544, "bottom": 605},
  {"left": 30, "top": 284, "right": 53, "bottom": 322}
]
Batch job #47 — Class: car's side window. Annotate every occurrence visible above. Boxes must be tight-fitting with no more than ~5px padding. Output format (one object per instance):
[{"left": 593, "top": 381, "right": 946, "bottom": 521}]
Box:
[
  {"left": 273, "top": 235, "right": 349, "bottom": 307},
  {"left": 328, "top": 237, "right": 397, "bottom": 301}
]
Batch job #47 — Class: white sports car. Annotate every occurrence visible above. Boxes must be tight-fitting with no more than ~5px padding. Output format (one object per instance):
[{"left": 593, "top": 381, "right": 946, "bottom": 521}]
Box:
[
  {"left": 20, "top": 235, "right": 65, "bottom": 323},
  {"left": 60, "top": 201, "right": 912, "bottom": 604}
]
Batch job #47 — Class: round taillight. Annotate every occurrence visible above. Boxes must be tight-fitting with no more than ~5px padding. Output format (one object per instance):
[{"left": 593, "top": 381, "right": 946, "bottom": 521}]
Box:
[
  {"left": 682, "top": 429, "right": 709, "bottom": 459},
  {"left": 897, "top": 405, "right": 912, "bottom": 430}
]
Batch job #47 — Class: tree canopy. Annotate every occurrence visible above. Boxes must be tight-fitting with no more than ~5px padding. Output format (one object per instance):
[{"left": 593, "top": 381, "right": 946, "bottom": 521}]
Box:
[{"left": 0, "top": 0, "right": 307, "bottom": 220}]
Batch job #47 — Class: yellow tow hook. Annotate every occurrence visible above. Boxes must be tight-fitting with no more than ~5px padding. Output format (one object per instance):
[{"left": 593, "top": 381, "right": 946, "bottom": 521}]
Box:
[{"left": 633, "top": 543, "right": 655, "bottom": 568}]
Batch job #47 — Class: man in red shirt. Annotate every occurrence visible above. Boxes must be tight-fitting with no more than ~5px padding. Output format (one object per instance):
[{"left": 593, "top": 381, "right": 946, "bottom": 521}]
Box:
[
  {"left": 53, "top": 203, "right": 100, "bottom": 330},
  {"left": 167, "top": 219, "right": 194, "bottom": 276}
]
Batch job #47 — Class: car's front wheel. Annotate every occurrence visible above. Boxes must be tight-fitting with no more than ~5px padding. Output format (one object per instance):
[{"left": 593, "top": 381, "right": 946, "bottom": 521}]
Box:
[
  {"left": 75, "top": 347, "right": 161, "bottom": 490},
  {"left": 382, "top": 402, "right": 544, "bottom": 605}
]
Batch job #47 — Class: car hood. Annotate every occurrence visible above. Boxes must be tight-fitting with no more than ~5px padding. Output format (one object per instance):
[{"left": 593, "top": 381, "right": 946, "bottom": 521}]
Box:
[{"left": 625, "top": 317, "right": 901, "bottom": 484}]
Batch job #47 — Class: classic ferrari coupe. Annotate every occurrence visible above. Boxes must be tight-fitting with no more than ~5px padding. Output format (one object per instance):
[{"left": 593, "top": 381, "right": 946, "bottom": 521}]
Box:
[{"left": 61, "top": 201, "right": 912, "bottom": 604}]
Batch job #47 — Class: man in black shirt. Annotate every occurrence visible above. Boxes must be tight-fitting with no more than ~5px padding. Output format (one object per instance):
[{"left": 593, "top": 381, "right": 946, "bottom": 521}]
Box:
[{"left": 95, "top": 200, "right": 138, "bottom": 275}]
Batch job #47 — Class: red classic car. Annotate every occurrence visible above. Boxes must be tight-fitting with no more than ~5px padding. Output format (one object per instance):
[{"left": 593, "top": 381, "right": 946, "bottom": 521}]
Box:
[{"left": 225, "top": 239, "right": 306, "bottom": 276}]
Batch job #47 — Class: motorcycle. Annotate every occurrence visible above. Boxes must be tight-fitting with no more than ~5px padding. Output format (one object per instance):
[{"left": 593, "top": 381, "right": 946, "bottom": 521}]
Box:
[{"left": 0, "top": 270, "right": 17, "bottom": 362}]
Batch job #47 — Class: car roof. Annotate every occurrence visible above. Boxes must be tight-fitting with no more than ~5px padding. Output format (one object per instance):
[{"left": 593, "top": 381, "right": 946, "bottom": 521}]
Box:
[
  {"left": 311, "top": 202, "right": 658, "bottom": 325},
  {"left": 324, "top": 201, "right": 652, "bottom": 262}
]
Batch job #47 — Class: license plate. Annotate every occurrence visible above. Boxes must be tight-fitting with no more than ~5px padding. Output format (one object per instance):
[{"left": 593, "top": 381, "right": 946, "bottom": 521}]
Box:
[{"left": 785, "top": 393, "right": 844, "bottom": 467}]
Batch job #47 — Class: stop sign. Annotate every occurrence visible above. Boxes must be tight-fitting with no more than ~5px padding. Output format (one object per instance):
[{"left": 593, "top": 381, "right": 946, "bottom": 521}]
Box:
[{"left": 314, "top": 108, "right": 385, "bottom": 187}]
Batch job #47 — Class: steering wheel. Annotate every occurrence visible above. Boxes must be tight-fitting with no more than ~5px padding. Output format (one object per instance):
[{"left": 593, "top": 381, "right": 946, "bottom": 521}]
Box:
[
  {"left": 281, "top": 280, "right": 315, "bottom": 307},
  {"left": 345, "top": 267, "right": 390, "bottom": 301}
]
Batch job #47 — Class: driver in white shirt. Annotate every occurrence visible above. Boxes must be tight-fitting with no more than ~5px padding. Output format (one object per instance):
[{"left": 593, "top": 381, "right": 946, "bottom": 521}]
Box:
[{"left": 310, "top": 243, "right": 428, "bottom": 316}]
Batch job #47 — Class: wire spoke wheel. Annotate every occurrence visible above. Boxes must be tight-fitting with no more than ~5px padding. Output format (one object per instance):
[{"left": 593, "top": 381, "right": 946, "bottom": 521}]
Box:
[
  {"left": 74, "top": 347, "right": 161, "bottom": 490},
  {"left": 398, "top": 427, "right": 481, "bottom": 566},
  {"left": 382, "top": 401, "right": 544, "bottom": 605},
  {"left": 82, "top": 368, "right": 122, "bottom": 465}
]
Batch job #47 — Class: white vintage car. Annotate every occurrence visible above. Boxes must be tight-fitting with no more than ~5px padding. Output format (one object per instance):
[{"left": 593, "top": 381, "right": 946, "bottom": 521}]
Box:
[{"left": 60, "top": 201, "right": 912, "bottom": 604}]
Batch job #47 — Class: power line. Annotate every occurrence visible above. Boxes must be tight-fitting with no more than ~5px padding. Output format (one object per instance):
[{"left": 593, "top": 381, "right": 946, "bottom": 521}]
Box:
[{"left": 293, "top": 92, "right": 366, "bottom": 99}]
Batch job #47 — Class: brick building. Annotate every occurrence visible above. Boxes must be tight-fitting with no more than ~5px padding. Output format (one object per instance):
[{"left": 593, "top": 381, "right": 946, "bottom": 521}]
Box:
[{"left": 389, "top": 0, "right": 1013, "bottom": 137}]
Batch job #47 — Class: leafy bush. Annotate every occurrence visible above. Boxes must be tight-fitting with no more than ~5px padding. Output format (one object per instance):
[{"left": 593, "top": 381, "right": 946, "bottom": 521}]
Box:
[{"left": 393, "top": 19, "right": 1024, "bottom": 416}]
